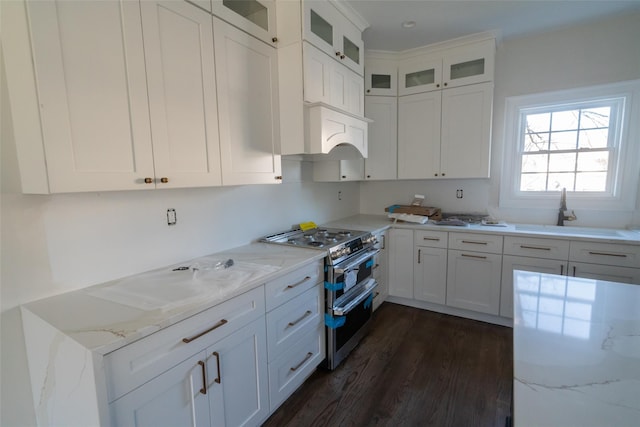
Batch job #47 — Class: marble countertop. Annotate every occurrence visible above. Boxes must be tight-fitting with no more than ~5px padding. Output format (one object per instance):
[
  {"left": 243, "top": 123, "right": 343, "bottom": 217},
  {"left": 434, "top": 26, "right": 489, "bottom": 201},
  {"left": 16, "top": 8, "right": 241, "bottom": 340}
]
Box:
[
  {"left": 21, "top": 243, "right": 325, "bottom": 355},
  {"left": 513, "top": 271, "right": 640, "bottom": 426},
  {"left": 325, "top": 214, "right": 640, "bottom": 245}
]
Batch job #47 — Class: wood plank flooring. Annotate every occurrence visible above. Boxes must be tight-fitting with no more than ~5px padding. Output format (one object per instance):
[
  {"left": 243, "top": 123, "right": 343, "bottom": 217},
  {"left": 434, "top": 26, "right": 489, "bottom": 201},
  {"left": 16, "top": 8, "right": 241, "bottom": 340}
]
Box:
[{"left": 262, "top": 302, "right": 512, "bottom": 427}]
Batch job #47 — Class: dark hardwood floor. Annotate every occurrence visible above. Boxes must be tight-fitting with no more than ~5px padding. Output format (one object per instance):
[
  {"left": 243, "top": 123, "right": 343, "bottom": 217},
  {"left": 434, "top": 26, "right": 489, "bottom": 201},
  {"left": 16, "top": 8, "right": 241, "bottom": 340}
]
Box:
[{"left": 262, "top": 302, "right": 513, "bottom": 427}]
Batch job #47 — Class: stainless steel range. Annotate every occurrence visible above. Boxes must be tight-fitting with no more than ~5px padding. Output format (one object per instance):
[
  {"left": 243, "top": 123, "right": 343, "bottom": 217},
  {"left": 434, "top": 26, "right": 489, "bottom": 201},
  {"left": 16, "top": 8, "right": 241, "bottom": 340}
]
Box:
[{"left": 261, "top": 227, "right": 379, "bottom": 370}]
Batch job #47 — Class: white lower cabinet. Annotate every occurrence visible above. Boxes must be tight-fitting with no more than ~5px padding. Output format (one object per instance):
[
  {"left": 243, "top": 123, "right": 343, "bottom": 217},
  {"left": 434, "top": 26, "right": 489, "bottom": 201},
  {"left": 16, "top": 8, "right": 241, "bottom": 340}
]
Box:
[
  {"left": 569, "top": 262, "right": 640, "bottom": 283},
  {"left": 388, "top": 228, "right": 415, "bottom": 299},
  {"left": 265, "top": 266, "right": 325, "bottom": 413},
  {"left": 110, "top": 317, "right": 268, "bottom": 427},
  {"left": 372, "top": 230, "right": 389, "bottom": 310},
  {"left": 446, "top": 250, "right": 502, "bottom": 315},
  {"left": 413, "top": 230, "right": 448, "bottom": 305}
]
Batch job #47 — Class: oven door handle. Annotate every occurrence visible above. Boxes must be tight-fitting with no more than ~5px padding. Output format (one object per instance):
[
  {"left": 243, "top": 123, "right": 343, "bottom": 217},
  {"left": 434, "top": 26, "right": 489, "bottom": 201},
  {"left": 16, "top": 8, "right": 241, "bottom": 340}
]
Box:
[
  {"left": 334, "top": 249, "right": 380, "bottom": 274},
  {"left": 332, "top": 279, "right": 378, "bottom": 316}
]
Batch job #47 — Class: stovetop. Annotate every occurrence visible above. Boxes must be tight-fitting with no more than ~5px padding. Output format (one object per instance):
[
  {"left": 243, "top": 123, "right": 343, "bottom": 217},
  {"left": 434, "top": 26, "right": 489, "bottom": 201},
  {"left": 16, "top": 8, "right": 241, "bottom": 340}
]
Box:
[{"left": 260, "top": 227, "right": 377, "bottom": 264}]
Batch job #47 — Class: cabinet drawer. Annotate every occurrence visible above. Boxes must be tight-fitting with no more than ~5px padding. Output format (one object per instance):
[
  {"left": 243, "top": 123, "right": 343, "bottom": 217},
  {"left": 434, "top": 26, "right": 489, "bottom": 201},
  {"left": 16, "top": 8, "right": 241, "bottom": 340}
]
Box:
[
  {"left": 448, "top": 232, "right": 503, "bottom": 254},
  {"left": 570, "top": 241, "right": 640, "bottom": 268},
  {"left": 268, "top": 323, "right": 324, "bottom": 412},
  {"left": 266, "top": 285, "right": 323, "bottom": 360},
  {"left": 265, "top": 260, "right": 323, "bottom": 311},
  {"left": 504, "top": 236, "right": 570, "bottom": 260},
  {"left": 105, "top": 286, "right": 265, "bottom": 402},
  {"left": 414, "top": 230, "right": 448, "bottom": 248}
]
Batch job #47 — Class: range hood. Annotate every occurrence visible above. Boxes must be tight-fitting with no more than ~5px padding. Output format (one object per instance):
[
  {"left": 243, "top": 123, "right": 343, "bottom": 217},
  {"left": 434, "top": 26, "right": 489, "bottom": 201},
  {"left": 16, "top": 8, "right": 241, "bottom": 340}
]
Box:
[{"left": 304, "top": 103, "right": 372, "bottom": 158}]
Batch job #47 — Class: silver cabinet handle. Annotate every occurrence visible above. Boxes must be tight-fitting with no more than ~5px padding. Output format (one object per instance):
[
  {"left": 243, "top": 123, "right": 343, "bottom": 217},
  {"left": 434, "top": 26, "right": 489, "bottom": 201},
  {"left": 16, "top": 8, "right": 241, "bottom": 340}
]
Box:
[
  {"left": 461, "top": 253, "right": 487, "bottom": 260},
  {"left": 461, "top": 240, "right": 488, "bottom": 245},
  {"left": 287, "top": 310, "right": 312, "bottom": 328},
  {"left": 182, "top": 319, "right": 228, "bottom": 343},
  {"left": 290, "top": 352, "right": 313, "bottom": 372},
  {"left": 286, "top": 276, "right": 311, "bottom": 289},
  {"left": 588, "top": 251, "right": 627, "bottom": 258}
]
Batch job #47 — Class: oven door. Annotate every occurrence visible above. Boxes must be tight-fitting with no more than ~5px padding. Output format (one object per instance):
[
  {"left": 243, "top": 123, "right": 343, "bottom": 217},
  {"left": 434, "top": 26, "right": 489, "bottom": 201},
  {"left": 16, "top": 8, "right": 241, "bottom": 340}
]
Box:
[{"left": 328, "top": 248, "right": 379, "bottom": 300}]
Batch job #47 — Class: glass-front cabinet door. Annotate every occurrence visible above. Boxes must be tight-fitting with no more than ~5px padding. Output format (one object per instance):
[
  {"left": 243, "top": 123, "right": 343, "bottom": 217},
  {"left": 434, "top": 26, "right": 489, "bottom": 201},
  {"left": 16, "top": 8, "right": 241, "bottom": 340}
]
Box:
[
  {"left": 303, "top": 0, "right": 364, "bottom": 75},
  {"left": 365, "top": 63, "right": 397, "bottom": 96},
  {"left": 211, "top": 0, "right": 277, "bottom": 46},
  {"left": 442, "top": 39, "right": 494, "bottom": 88},
  {"left": 398, "top": 57, "right": 442, "bottom": 96}
]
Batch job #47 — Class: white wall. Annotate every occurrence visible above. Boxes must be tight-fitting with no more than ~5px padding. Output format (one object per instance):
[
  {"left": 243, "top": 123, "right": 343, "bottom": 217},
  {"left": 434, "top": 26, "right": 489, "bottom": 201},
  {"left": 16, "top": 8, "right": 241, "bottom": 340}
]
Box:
[
  {"left": 0, "top": 56, "right": 360, "bottom": 425},
  {"left": 361, "top": 12, "right": 640, "bottom": 228}
]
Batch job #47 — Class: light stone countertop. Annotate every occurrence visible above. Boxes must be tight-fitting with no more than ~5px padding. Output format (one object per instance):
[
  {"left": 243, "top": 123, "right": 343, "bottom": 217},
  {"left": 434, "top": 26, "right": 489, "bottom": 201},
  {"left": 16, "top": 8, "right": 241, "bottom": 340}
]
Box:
[
  {"left": 324, "top": 214, "right": 640, "bottom": 245},
  {"left": 513, "top": 271, "right": 640, "bottom": 426},
  {"left": 21, "top": 243, "right": 325, "bottom": 355}
]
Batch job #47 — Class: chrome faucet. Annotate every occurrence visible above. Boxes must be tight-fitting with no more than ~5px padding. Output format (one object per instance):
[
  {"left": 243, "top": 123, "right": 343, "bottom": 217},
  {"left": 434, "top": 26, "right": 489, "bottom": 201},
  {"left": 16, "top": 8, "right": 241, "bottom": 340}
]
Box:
[{"left": 557, "top": 188, "right": 577, "bottom": 226}]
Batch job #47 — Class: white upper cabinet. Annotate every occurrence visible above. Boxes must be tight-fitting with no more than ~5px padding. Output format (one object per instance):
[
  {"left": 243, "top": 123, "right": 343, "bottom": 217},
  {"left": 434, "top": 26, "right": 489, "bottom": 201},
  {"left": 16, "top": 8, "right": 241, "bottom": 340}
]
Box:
[
  {"left": 364, "top": 96, "right": 397, "bottom": 180},
  {"left": 24, "top": 0, "right": 155, "bottom": 193},
  {"left": 365, "top": 60, "right": 398, "bottom": 96},
  {"left": 302, "top": 0, "right": 364, "bottom": 75},
  {"left": 399, "top": 38, "right": 494, "bottom": 96},
  {"left": 141, "top": 0, "right": 222, "bottom": 188},
  {"left": 210, "top": 0, "right": 278, "bottom": 46},
  {"left": 213, "top": 16, "right": 282, "bottom": 185}
]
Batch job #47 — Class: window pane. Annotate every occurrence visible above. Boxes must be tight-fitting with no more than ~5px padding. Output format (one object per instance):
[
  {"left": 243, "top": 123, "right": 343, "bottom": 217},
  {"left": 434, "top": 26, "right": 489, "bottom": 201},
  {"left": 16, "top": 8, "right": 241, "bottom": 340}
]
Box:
[
  {"left": 405, "top": 69, "right": 435, "bottom": 88},
  {"left": 578, "top": 129, "right": 609, "bottom": 149},
  {"left": 343, "top": 36, "right": 359, "bottom": 64},
  {"left": 526, "top": 113, "right": 550, "bottom": 133},
  {"left": 310, "top": 10, "right": 333, "bottom": 46},
  {"left": 575, "top": 172, "right": 607, "bottom": 191},
  {"left": 548, "top": 152, "right": 576, "bottom": 172},
  {"left": 580, "top": 107, "right": 610, "bottom": 129},
  {"left": 371, "top": 74, "right": 391, "bottom": 89},
  {"left": 450, "top": 58, "right": 484, "bottom": 80},
  {"left": 551, "top": 110, "right": 579, "bottom": 131},
  {"left": 522, "top": 153, "right": 548, "bottom": 172},
  {"left": 548, "top": 173, "right": 575, "bottom": 190},
  {"left": 223, "top": 0, "right": 269, "bottom": 31},
  {"left": 520, "top": 173, "right": 547, "bottom": 191},
  {"left": 577, "top": 151, "right": 609, "bottom": 171},
  {"left": 523, "top": 132, "right": 549, "bottom": 152},
  {"left": 550, "top": 130, "right": 578, "bottom": 150}
]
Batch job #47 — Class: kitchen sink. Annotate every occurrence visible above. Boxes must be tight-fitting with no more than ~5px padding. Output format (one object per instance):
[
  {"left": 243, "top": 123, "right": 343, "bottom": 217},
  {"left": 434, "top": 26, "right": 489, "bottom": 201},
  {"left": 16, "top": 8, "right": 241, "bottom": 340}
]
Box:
[{"left": 515, "top": 224, "right": 623, "bottom": 237}]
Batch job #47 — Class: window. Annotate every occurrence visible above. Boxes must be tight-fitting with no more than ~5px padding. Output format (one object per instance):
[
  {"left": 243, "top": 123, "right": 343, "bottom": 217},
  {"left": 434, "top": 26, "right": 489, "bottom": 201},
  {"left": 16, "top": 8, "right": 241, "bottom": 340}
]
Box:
[{"left": 500, "top": 80, "right": 640, "bottom": 210}]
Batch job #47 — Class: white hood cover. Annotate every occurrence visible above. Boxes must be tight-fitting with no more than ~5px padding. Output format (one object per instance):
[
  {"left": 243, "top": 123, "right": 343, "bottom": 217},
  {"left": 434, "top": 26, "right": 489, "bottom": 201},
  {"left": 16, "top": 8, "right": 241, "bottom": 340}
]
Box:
[{"left": 305, "top": 103, "right": 370, "bottom": 158}]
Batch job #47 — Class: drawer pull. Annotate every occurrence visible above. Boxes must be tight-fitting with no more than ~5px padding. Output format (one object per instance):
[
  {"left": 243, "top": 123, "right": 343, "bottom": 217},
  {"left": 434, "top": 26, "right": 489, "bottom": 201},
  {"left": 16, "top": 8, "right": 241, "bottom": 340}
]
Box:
[
  {"left": 198, "top": 361, "right": 207, "bottom": 395},
  {"left": 417, "top": 248, "right": 421, "bottom": 264},
  {"left": 373, "top": 291, "right": 380, "bottom": 299},
  {"left": 520, "top": 245, "right": 551, "bottom": 251},
  {"left": 461, "top": 240, "right": 488, "bottom": 245},
  {"left": 287, "top": 310, "right": 312, "bottom": 328},
  {"left": 212, "top": 351, "right": 221, "bottom": 384},
  {"left": 588, "top": 251, "right": 627, "bottom": 258},
  {"left": 461, "top": 253, "right": 487, "bottom": 260},
  {"left": 561, "top": 264, "right": 564, "bottom": 275},
  {"left": 182, "top": 319, "right": 228, "bottom": 343},
  {"left": 373, "top": 263, "right": 380, "bottom": 270},
  {"left": 423, "top": 237, "right": 441, "bottom": 241},
  {"left": 286, "top": 276, "right": 311, "bottom": 289},
  {"left": 290, "top": 352, "right": 314, "bottom": 372}
]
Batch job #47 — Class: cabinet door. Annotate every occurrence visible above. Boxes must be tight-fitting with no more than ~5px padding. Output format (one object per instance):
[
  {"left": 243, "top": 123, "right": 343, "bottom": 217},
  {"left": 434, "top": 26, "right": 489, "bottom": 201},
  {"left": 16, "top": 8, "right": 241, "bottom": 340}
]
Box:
[
  {"left": 447, "top": 250, "right": 502, "bottom": 315},
  {"left": 364, "top": 96, "right": 397, "bottom": 180},
  {"left": 501, "top": 256, "right": 567, "bottom": 319},
  {"left": 210, "top": 0, "right": 277, "bottom": 46},
  {"left": 303, "top": 42, "right": 332, "bottom": 105},
  {"left": 398, "top": 57, "right": 442, "bottom": 96},
  {"left": 312, "top": 158, "right": 364, "bottom": 182},
  {"left": 569, "top": 262, "right": 640, "bottom": 283},
  {"left": 110, "top": 351, "right": 210, "bottom": 427},
  {"left": 213, "top": 17, "right": 282, "bottom": 185},
  {"left": 440, "top": 82, "right": 493, "bottom": 178},
  {"left": 26, "top": 0, "right": 155, "bottom": 192},
  {"left": 208, "top": 318, "right": 269, "bottom": 427},
  {"left": 388, "top": 229, "right": 415, "bottom": 299},
  {"left": 141, "top": 1, "right": 222, "bottom": 188},
  {"left": 337, "top": 22, "right": 364, "bottom": 75},
  {"left": 442, "top": 40, "right": 494, "bottom": 88},
  {"left": 372, "top": 230, "right": 389, "bottom": 310},
  {"left": 398, "top": 92, "right": 441, "bottom": 179},
  {"left": 365, "top": 64, "right": 397, "bottom": 96},
  {"left": 414, "top": 246, "right": 447, "bottom": 304}
]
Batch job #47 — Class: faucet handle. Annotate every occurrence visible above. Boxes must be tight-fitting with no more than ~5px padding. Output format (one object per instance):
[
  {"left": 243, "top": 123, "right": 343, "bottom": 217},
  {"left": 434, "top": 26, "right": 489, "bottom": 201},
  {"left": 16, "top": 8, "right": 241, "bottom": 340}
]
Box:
[{"left": 566, "top": 210, "right": 577, "bottom": 221}]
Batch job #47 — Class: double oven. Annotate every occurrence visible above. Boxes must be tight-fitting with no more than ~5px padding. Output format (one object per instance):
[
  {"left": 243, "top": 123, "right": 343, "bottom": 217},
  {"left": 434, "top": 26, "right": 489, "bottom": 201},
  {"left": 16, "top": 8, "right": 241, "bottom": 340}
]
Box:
[{"left": 261, "top": 227, "right": 378, "bottom": 370}]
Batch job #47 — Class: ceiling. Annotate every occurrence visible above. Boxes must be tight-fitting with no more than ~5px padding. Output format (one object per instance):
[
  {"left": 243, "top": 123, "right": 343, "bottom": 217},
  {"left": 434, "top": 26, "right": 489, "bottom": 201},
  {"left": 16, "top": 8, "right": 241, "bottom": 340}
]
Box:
[{"left": 344, "top": 0, "right": 640, "bottom": 51}]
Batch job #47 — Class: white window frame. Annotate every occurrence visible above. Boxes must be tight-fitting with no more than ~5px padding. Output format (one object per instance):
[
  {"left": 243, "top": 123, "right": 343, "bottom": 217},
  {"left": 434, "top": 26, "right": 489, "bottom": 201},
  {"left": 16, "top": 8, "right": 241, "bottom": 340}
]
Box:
[{"left": 500, "top": 80, "right": 640, "bottom": 211}]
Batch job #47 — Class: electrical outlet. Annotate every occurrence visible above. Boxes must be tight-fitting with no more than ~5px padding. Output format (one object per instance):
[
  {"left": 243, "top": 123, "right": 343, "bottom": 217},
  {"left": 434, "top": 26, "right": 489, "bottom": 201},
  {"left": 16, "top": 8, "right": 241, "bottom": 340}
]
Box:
[
  {"left": 167, "top": 209, "right": 177, "bottom": 226},
  {"left": 456, "top": 189, "right": 463, "bottom": 199},
  {"left": 338, "top": 190, "right": 342, "bottom": 201}
]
